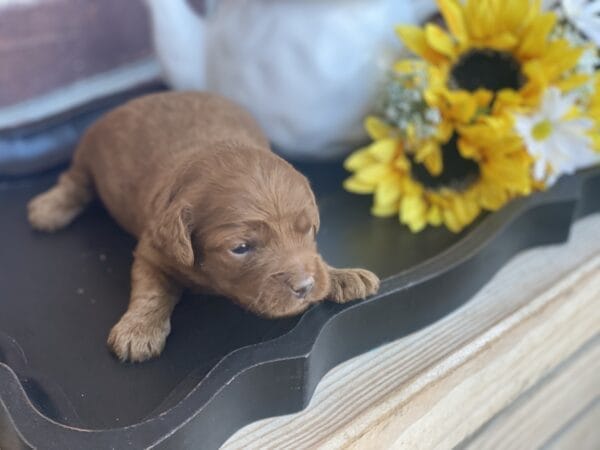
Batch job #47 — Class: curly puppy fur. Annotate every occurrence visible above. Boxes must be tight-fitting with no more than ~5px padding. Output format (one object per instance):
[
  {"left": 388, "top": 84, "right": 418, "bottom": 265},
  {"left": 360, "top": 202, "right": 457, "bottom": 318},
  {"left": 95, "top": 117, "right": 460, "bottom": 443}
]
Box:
[{"left": 28, "top": 92, "right": 380, "bottom": 362}]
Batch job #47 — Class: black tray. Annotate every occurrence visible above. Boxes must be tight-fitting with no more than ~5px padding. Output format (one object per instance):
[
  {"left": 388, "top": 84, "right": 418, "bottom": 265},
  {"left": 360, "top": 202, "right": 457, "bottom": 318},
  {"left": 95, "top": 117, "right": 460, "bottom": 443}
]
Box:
[{"left": 1, "top": 151, "right": 599, "bottom": 448}]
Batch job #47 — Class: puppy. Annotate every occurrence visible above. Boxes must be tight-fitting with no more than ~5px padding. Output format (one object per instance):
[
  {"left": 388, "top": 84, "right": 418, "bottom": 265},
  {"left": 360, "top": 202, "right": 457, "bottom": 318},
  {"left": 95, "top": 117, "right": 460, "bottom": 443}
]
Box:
[{"left": 28, "top": 92, "right": 379, "bottom": 362}]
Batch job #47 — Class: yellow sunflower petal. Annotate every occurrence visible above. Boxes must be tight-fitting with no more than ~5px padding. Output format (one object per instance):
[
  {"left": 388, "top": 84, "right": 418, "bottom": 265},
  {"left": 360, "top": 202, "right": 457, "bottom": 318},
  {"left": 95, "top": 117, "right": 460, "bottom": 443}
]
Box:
[
  {"left": 556, "top": 74, "right": 590, "bottom": 93},
  {"left": 425, "top": 152, "right": 443, "bottom": 176},
  {"left": 458, "top": 194, "right": 479, "bottom": 228},
  {"left": 518, "top": 12, "right": 556, "bottom": 59},
  {"left": 371, "top": 202, "right": 399, "bottom": 218},
  {"left": 458, "top": 123, "right": 491, "bottom": 142},
  {"left": 451, "top": 195, "right": 470, "bottom": 225},
  {"left": 484, "top": 32, "right": 518, "bottom": 51},
  {"left": 493, "top": 88, "right": 526, "bottom": 114},
  {"left": 442, "top": 208, "right": 463, "bottom": 233},
  {"left": 425, "top": 23, "right": 457, "bottom": 58},
  {"left": 402, "top": 176, "right": 424, "bottom": 196},
  {"left": 343, "top": 176, "right": 375, "bottom": 194},
  {"left": 521, "top": 60, "right": 545, "bottom": 83},
  {"left": 537, "top": 40, "right": 583, "bottom": 81},
  {"left": 478, "top": 182, "right": 509, "bottom": 210},
  {"left": 481, "top": 154, "right": 532, "bottom": 195},
  {"left": 354, "top": 163, "right": 393, "bottom": 184},
  {"left": 503, "top": 0, "right": 531, "bottom": 34},
  {"left": 519, "top": 63, "right": 547, "bottom": 106},
  {"left": 414, "top": 140, "right": 433, "bottom": 160},
  {"left": 464, "top": 0, "right": 483, "bottom": 40},
  {"left": 374, "top": 173, "right": 403, "bottom": 207},
  {"left": 400, "top": 195, "right": 428, "bottom": 232},
  {"left": 474, "top": 89, "right": 494, "bottom": 108},
  {"left": 476, "top": 0, "right": 500, "bottom": 40},
  {"left": 344, "top": 148, "right": 376, "bottom": 172},
  {"left": 436, "top": 121, "right": 454, "bottom": 142},
  {"left": 396, "top": 25, "right": 447, "bottom": 65},
  {"left": 368, "top": 138, "right": 399, "bottom": 163},
  {"left": 427, "top": 204, "right": 443, "bottom": 226},
  {"left": 459, "top": 116, "right": 513, "bottom": 144},
  {"left": 445, "top": 90, "right": 478, "bottom": 123},
  {"left": 365, "top": 116, "right": 393, "bottom": 140},
  {"left": 457, "top": 138, "right": 481, "bottom": 160},
  {"left": 415, "top": 140, "right": 444, "bottom": 176},
  {"left": 437, "top": 0, "right": 468, "bottom": 45},
  {"left": 424, "top": 88, "right": 441, "bottom": 109},
  {"left": 394, "top": 154, "right": 411, "bottom": 171}
]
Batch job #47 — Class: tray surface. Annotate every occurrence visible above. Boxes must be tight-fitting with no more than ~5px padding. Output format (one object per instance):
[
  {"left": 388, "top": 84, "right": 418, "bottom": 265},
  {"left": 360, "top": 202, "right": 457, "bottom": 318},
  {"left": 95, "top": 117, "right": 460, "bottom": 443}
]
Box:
[
  {"left": 1, "top": 157, "right": 598, "bottom": 449},
  {"left": 0, "top": 161, "right": 462, "bottom": 428}
]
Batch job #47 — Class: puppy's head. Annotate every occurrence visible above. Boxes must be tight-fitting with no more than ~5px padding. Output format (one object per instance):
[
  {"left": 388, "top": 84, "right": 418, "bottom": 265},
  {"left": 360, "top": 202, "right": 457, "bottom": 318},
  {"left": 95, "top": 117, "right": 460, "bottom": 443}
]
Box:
[{"left": 151, "top": 149, "right": 330, "bottom": 317}]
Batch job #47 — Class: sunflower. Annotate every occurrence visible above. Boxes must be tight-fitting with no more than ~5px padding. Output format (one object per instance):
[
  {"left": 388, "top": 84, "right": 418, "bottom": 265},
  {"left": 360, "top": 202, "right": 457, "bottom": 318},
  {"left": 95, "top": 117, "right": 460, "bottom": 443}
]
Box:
[
  {"left": 396, "top": 0, "right": 586, "bottom": 123},
  {"left": 344, "top": 0, "right": 599, "bottom": 233},
  {"left": 344, "top": 117, "right": 532, "bottom": 233}
]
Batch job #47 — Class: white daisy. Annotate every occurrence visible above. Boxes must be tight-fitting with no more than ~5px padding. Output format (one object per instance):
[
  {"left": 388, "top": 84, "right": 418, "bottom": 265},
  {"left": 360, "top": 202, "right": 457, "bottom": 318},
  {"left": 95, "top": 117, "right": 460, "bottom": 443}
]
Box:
[
  {"left": 561, "top": 0, "right": 600, "bottom": 45},
  {"left": 515, "top": 87, "right": 599, "bottom": 185}
]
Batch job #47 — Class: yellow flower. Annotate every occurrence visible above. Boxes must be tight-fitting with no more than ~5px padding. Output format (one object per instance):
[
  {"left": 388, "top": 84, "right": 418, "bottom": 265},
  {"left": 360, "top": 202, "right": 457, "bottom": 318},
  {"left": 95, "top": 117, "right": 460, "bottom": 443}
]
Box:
[
  {"left": 343, "top": 118, "right": 402, "bottom": 194},
  {"left": 413, "top": 139, "right": 443, "bottom": 176},
  {"left": 344, "top": 0, "right": 598, "bottom": 234},
  {"left": 396, "top": 0, "right": 584, "bottom": 125},
  {"left": 344, "top": 120, "right": 533, "bottom": 233}
]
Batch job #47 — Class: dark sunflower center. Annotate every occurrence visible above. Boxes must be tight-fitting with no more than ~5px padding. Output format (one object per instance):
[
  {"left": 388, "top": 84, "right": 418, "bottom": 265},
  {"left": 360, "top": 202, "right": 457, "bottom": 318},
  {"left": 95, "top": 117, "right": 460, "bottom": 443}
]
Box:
[
  {"left": 450, "top": 49, "right": 524, "bottom": 92},
  {"left": 410, "top": 135, "right": 480, "bottom": 192}
]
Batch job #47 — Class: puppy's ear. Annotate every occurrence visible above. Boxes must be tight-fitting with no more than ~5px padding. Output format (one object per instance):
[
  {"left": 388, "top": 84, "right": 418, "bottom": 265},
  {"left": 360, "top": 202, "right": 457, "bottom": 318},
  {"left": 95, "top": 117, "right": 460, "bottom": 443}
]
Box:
[{"left": 150, "top": 201, "right": 195, "bottom": 267}]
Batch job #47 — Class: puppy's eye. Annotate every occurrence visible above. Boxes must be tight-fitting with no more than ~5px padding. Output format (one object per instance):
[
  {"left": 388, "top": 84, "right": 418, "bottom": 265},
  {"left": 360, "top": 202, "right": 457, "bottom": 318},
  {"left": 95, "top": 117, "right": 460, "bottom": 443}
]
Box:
[{"left": 231, "top": 243, "right": 253, "bottom": 255}]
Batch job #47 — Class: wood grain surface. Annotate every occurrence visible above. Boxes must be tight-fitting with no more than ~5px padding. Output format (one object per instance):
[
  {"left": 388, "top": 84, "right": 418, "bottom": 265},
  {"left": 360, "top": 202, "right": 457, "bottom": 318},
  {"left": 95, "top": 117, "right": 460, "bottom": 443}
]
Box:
[{"left": 462, "top": 341, "right": 599, "bottom": 450}]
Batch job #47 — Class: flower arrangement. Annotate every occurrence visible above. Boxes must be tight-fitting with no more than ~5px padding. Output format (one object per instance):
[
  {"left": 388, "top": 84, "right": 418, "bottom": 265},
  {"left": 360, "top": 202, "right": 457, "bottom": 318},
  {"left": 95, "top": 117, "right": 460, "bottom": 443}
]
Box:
[{"left": 344, "top": 0, "right": 600, "bottom": 233}]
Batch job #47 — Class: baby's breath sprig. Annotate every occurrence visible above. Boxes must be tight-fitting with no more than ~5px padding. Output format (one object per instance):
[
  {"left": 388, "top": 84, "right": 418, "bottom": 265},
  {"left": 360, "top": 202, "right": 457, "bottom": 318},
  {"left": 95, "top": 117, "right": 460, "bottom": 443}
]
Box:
[{"left": 375, "top": 69, "right": 441, "bottom": 147}]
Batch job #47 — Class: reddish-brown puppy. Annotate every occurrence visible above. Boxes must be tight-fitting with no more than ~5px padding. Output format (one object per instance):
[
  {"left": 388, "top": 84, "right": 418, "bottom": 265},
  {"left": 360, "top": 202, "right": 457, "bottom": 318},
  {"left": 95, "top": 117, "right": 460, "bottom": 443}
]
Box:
[{"left": 28, "top": 92, "right": 379, "bottom": 362}]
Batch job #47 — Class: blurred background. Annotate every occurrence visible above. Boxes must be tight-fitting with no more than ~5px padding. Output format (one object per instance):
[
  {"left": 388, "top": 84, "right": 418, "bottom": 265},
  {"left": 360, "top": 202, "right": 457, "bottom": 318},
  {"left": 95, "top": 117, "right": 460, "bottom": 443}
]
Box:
[
  {"left": 0, "top": 0, "right": 167, "bottom": 174},
  {"left": 0, "top": 0, "right": 171, "bottom": 125},
  {"left": 0, "top": 0, "right": 437, "bottom": 175}
]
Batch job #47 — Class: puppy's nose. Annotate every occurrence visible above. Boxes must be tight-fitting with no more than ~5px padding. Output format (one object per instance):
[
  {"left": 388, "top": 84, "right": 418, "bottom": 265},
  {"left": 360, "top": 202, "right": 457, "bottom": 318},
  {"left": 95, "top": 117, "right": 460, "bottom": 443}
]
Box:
[{"left": 290, "top": 276, "right": 315, "bottom": 299}]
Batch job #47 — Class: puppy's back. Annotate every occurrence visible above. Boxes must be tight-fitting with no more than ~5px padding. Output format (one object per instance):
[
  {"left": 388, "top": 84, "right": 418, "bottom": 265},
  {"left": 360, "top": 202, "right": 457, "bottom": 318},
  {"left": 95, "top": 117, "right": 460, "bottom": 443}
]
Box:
[
  {"left": 78, "top": 91, "right": 269, "bottom": 164},
  {"left": 74, "top": 92, "right": 271, "bottom": 235}
]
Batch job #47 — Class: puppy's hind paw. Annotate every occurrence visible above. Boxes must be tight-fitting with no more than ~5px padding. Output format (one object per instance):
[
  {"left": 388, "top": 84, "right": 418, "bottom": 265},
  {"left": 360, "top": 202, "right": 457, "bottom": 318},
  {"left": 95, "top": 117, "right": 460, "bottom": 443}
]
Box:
[
  {"left": 328, "top": 268, "right": 380, "bottom": 303},
  {"left": 107, "top": 315, "right": 171, "bottom": 363},
  {"left": 28, "top": 187, "right": 84, "bottom": 232}
]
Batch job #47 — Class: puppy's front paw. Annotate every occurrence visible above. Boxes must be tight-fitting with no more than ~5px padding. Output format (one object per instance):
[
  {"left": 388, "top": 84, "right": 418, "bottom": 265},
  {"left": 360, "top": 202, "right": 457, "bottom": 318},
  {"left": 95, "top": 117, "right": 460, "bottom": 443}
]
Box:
[
  {"left": 328, "top": 268, "right": 380, "bottom": 303},
  {"left": 107, "top": 315, "right": 171, "bottom": 363}
]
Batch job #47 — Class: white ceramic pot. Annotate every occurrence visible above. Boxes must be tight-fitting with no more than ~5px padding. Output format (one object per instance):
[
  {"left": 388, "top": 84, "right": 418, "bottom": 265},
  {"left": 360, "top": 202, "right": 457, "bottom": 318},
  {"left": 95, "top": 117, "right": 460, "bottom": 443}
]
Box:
[{"left": 143, "top": 0, "right": 437, "bottom": 159}]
